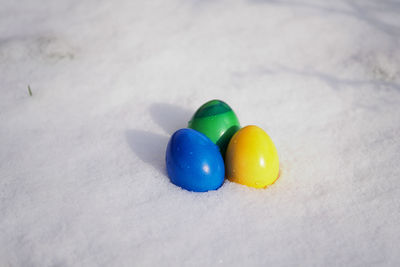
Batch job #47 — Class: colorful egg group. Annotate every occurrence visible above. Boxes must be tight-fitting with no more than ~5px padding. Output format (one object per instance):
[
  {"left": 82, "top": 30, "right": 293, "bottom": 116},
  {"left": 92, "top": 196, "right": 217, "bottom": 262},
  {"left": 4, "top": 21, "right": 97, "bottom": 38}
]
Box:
[
  {"left": 225, "top": 125, "right": 280, "bottom": 188},
  {"left": 165, "top": 99, "right": 280, "bottom": 191},
  {"left": 165, "top": 128, "right": 225, "bottom": 192},
  {"left": 188, "top": 100, "right": 240, "bottom": 157}
]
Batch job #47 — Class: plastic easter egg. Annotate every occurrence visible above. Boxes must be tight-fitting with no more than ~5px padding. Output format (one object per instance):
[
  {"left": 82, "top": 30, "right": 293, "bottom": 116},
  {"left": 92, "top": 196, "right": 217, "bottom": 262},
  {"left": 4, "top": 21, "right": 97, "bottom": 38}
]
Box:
[
  {"left": 225, "top": 125, "right": 279, "bottom": 188},
  {"left": 165, "top": 128, "right": 225, "bottom": 192},
  {"left": 188, "top": 99, "right": 240, "bottom": 157}
]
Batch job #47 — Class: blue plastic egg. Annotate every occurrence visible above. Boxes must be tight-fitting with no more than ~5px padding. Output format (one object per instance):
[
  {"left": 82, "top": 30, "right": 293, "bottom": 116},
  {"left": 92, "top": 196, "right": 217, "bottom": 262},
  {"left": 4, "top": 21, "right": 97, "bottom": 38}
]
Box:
[{"left": 165, "top": 128, "right": 225, "bottom": 192}]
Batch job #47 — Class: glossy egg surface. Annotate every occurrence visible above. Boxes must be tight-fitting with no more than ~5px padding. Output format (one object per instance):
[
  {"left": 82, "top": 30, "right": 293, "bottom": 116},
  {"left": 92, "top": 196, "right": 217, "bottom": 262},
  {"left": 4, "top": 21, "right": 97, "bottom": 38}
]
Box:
[
  {"left": 188, "top": 99, "right": 240, "bottom": 157},
  {"left": 225, "top": 125, "right": 279, "bottom": 188},
  {"left": 166, "top": 128, "right": 225, "bottom": 192}
]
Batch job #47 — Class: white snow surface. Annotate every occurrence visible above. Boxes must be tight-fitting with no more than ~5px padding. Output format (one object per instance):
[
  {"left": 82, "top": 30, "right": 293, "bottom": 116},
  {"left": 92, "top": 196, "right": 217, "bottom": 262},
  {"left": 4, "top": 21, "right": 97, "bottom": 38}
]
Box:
[{"left": 1, "top": 0, "right": 400, "bottom": 266}]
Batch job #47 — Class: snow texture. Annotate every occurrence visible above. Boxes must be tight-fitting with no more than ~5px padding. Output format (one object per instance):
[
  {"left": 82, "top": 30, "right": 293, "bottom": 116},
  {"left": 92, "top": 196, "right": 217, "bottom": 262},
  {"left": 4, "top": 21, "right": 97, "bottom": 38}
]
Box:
[{"left": 1, "top": 0, "right": 400, "bottom": 266}]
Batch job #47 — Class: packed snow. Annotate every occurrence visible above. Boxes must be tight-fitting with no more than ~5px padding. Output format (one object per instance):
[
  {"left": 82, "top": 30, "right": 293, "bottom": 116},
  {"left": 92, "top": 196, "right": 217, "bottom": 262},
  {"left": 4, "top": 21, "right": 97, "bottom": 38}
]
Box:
[{"left": 1, "top": 0, "right": 400, "bottom": 266}]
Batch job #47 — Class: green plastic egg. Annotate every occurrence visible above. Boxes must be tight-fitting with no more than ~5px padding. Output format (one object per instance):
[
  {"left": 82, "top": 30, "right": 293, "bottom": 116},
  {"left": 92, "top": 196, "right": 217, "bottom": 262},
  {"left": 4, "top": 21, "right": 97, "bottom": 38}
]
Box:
[{"left": 188, "top": 100, "right": 240, "bottom": 157}]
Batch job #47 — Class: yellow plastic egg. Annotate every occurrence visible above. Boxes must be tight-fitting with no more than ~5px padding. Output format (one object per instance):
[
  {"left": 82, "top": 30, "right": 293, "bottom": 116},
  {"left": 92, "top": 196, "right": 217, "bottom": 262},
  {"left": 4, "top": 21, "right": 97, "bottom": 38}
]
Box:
[{"left": 225, "top": 125, "right": 280, "bottom": 188}]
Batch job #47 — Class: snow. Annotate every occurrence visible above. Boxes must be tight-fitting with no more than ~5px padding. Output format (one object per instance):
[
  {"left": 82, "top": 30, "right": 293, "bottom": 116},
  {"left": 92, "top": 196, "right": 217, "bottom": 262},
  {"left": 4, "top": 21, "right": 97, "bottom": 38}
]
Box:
[{"left": 1, "top": 0, "right": 400, "bottom": 266}]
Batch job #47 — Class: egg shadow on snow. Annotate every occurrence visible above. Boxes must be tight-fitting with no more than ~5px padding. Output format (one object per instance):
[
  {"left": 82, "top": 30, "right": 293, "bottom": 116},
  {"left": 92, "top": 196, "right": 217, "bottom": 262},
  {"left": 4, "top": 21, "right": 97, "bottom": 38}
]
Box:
[
  {"left": 126, "top": 103, "right": 193, "bottom": 175},
  {"left": 125, "top": 129, "right": 169, "bottom": 175},
  {"left": 149, "top": 103, "right": 192, "bottom": 135}
]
